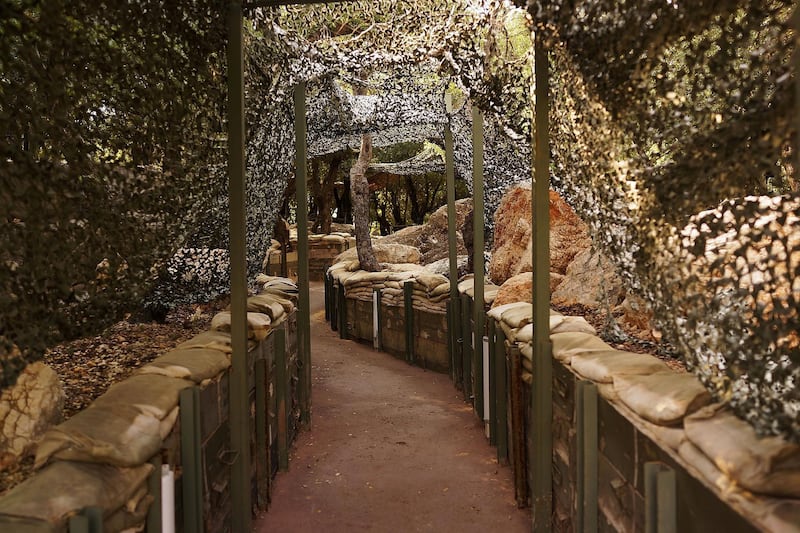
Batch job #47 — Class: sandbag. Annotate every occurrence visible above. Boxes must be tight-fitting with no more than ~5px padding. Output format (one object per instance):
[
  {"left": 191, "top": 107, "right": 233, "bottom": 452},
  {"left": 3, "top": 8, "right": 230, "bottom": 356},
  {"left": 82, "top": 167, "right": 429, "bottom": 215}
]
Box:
[
  {"left": 211, "top": 311, "right": 271, "bottom": 341},
  {"left": 35, "top": 403, "right": 168, "bottom": 467},
  {"left": 0, "top": 461, "right": 152, "bottom": 529},
  {"left": 569, "top": 350, "right": 670, "bottom": 383},
  {"left": 138, "top": 347, "right": 229, "bottom": 382},
  {"left": 177, "top": 330, "right": 242, "bottom": 354},
  {"left": 550, "top": 331, "right": 614, "bottom": 363},
  {"left": 684, "top": 404, "right": 800, "bottom": 498},
  {"left": 613, "top": 373, "right": 711, "bottom": 425},
  {"left": 92, "top": 374, "right": 193, "bottom": 419},
  {"left": 245, "top": 294, "right": 287, "bottom": 319}
]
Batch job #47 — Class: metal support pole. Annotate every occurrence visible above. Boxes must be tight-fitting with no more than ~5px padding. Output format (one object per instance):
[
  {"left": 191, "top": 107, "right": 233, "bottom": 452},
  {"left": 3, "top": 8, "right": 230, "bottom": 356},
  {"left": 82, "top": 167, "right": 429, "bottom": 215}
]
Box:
[
  {"left": 275, "top": 327, "right": 289, "bottom": 471},
  {"left": 445, "top": 93, "right": 459, "bottom": 303},
  {"left": 147, "top": 455, "right": 163, "bottom": 533},
  {"left": 373, "top": 288, "right": 382, "bottom": 350},
  {"left": 532, "top": 32, "right": 553, "bottom": 533},
  {"left": 495, "top": 326, "right": 509, "bottom": 462},
  {"left": 294, "top": 82, "right": 312, "bottom": 427},
  {"left": 180, "top": 387, "right": 203, "bottom": 533},
  {"left": 324, "top": 272, "right": 331, "bottom": 322},
  {"left": 255, "top": 358, "right": 269, "bottom": 510},
  {"left": 227, "top": 4, "right": 251, "bottom": 531},
  {"left": 577, "top": 381, "right": 598, "bottom": 533},
  {"left": 461, "top": 293, "right": 473, "bottom": 401},
  {"left": 330, "top": 277, "right": 338, "bottom": 332},
  {"left": 488, "top": 318, "right": 497, "bottom": 445},
  {"left": 404, "top": 280, "right": 415, "bottom": 365},
  {"left": 338, "top": 281, "right": 347, "bottom": 339},
  {"left": 645, "top": 462, "right": 677, "bottom": 533},
  {"left": 472, "top": 105, "right": 485, "bottom": 420}
]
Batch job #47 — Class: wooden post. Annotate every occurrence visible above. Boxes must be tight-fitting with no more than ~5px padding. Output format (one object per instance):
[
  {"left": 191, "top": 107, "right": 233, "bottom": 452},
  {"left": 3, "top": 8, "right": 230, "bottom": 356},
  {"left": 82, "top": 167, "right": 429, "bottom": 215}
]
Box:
[
  {"left": 180, "top": 387, "right": 203, "bottom": 533},
  {"left": 255, "top": 358, "right": 269, "bottom": 510},
  {"left": 461, "top": 293, "right": 473, "bottom": 401},
  {"left": 472, "top": 106, "right": 485, "bottom": 420},
  {"left": 275, "top": 327, "right": 289, "bottom": 471},
  {"left": 227, "top": 3, "right": 251, "bottom": 531},
  {"left": 495, "top": 327, "right": 509, "bottom": 463},
  {"left": 147, "top": 455, "right": 163, "bottom": 533},
  {"left": 577, "top": 381, "right": 598, "bottom": 533},
  {"left": 646, "top": 462, "right": 677, "bottom": 533},
  {"left": 294, "top": 82, "right": 312, "bottom": 427},
  {"left": 531, "top": 31, "right": 553, "bottom": 533},
  {"left": 404, "top": 280, "right": 415, "bottom": 365},
  {"left": 509, "top": 345, "right": 528, "bottom": 507},
  {"left": 488, "top": 318, "right": 497, "bottom": 445}
]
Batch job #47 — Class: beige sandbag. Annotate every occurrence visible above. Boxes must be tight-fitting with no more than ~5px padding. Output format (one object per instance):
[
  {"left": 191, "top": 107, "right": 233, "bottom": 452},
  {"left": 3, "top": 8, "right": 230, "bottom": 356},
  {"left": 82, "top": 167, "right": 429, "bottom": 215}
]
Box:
[
  {"left": 551, "top": 316, "right": 596, "bottom": 335},
  {"left": 92, "top": 374, "right": 193, "bottom": 420},
  {"left": 550, "top": 332, "right": 614, "bottom": 363},
  {"left": 245, "top": 294, "right": 286, "bottom": 319},
  {"left": 138, "top": 347, "right": 229, "bottom": 382},
  {"left": 35, "top": 404, "right": 164, "bottom": 468},
  {"left": 0, "top": 461, "right": 152, "bottom": 528},
  {"left": 684, "top": 404, "right": 800, "bottom": 498},
  {"left": 569, "top": 350, "right": 670, "bottom": 383},
  {"left": 487, "top": 301, "right": 527, "bottom": 321},
  {"left": 177, "top": 330, "right": 239, "bottom": 354},
  {"left": 613, "top": 373, "right": 711, "bottom": 426},
  {"left": 500, "top": 305, "right": 533, "bottom": 329},
  {"left": 211, "top": 311, "right": 271, "bottom": 341}
]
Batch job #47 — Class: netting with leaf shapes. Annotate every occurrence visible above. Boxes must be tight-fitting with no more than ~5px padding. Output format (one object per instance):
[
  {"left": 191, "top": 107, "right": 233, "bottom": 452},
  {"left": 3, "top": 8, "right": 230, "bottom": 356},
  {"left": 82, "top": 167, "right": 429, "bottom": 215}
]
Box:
[
  {"left": 519, "top": 0, "right": 798, "bottom": 441},
  {"left": 0, "top": 0, "right": 533, "bottom": 388}
]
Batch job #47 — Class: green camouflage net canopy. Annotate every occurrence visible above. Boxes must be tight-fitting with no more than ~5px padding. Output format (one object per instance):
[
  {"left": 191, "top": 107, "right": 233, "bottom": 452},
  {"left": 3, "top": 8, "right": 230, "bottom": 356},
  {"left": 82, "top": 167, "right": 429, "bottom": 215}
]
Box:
[
  {"left": 0, "top": 0, "right": 530, "bottom": 387},
  {"left": 520, "top": 0, "right": 798, "bottom": 441}
]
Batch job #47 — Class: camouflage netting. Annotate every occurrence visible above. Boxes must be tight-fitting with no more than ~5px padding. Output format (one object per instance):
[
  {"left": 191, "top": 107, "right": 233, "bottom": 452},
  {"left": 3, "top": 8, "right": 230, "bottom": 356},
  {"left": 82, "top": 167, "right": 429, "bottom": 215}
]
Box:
[
  {"left": 0, "top": 0, "right": 534, "bottom": 387},
  {"left": 520, "top": 0, "right": 798, "bottom": 441}
]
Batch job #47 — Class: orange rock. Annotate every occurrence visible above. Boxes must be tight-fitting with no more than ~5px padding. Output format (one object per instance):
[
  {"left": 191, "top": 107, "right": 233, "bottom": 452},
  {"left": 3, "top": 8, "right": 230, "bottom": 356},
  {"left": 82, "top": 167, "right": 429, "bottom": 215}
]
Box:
[{"left": 489, "top": 184, "right": 590, "bottom": 284}]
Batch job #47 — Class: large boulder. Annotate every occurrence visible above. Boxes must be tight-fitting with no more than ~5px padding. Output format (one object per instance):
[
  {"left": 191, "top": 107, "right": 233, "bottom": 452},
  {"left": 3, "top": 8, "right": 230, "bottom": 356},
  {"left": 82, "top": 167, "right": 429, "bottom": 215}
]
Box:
[
  {"left": 491, "top": 272, "right": 565, "bottom": 309},
  {"left": 489, "top": 184, "right": 590, "bottom": 284},
  {"left": 382, "top": 199, "right": 471, "bottom": 265},
  {"left": 0, "top": 362, "right": 64, "bottom": 460},
  {"left": 551, "top": 247, "right": 625, "bottom": 309}
]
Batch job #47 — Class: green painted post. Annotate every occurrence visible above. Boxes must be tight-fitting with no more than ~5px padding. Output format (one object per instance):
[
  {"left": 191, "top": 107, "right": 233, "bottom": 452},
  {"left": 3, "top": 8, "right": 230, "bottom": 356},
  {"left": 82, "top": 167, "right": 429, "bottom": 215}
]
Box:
[
  {"left": 532, "top": 32, "right": 554, "bottom": 533},
  {"left": 180, "top": 387, "right": 203, "bottom": 533},
  {"left": 226, "top": 4, "right": 251, "bottom": 531},
  {"left": 447, "top": 300, "right": 454, "bottom": 381},
  {"left": 472, "top": 105, "right": 485, "bottom": 421},
  {"left": 338, "top": 281, "right": 347, "bottom": 339},
  {"left": 452, "top": 295, "right": 463, "bottom": 388},
  {"left": 646, "top": 462, "right": 677, "bottom": 533},
  {"left": 255, "top": 358, "right": 269, "bottom": 510},
  {"left": 488, "top": 317, "right": 497, "bottom": 445},
  {"left": 445, "top": 93, "right": 458, "bottom": 304},
  {"left": 577, "top": 381, "right": 598, "bottom": 533},
  {"left": 330, "top": 278, "right": 338, "bottom": 332},
  {"left": 374, "top": 287, "right": 382, "bottom": 350},
  {"left": 324, "top": 272, "right": 331, "bottom": 322},
  {"left": 275, "top": 327, "right": 289, "bottom": 471},
  {"left": 404, "top": 280, "right": 415, "bottom": 365},
  {"left": 68, "top": 515, "right": 89, "bottom": 533},
  {"left": 294, "top": 82, "right": 312, "bottom": 427},
  {"left": 147, "top": 456, "right": 163, "bottom": 533},
  {"left": 461, "top": 293, "right": 473, "bottom": 401},
  {"left": 84, "top": 507, "right": 103, "bottom": 533},
  {"left": 495, "top": 327, "right": 509, "bottom": 462}
]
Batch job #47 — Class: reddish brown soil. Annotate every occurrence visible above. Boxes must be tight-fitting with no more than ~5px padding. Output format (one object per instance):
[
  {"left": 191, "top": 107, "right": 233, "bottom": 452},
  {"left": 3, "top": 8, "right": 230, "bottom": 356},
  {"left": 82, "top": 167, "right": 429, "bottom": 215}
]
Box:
[{"left": 255, "top": 284, "right": 529, "bottom": 532}]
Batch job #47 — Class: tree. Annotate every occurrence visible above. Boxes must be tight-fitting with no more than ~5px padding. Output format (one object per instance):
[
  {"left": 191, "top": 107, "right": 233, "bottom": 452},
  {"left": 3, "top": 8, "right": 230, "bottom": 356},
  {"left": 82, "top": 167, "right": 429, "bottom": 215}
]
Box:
[{"left": 350, "top": 132, "right": 381, "bottom": 271}]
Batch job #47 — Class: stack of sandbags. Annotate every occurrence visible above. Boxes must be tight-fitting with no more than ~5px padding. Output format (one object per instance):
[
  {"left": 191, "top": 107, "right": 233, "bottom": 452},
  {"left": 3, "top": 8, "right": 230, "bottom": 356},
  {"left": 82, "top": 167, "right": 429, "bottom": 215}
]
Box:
[
  {"left": 0, "top": 461, "right": 153, "bottom": 531},
  {"left": 35, "top": 374, "right": 194, "bottom": 469}
]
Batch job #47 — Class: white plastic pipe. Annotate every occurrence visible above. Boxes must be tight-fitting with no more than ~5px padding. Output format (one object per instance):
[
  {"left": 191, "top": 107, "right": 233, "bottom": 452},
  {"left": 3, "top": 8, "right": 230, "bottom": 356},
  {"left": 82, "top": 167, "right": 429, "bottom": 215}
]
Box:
[
  {"left": 161, "top": 465, "right": 175, "bottom": 533},
  {"left": 483, "top": 335, "right": 490, "bottom": 438}
]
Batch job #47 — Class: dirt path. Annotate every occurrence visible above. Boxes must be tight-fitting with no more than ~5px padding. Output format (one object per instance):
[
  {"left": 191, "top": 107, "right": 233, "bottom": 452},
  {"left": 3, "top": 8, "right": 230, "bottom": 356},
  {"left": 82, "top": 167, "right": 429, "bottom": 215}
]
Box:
[{"left": 254, "top": 282, "right": 529, "bottom": 532}]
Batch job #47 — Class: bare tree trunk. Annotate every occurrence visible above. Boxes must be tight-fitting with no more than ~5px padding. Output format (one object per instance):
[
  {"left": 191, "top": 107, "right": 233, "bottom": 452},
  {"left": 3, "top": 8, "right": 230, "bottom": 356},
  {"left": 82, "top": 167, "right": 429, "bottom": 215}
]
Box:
[
  {"left": 314, "top": 156, "right": 340, "bottom": 234},
  {"left": 350, "top": 133, "right": 380, "bottom": 272}
]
